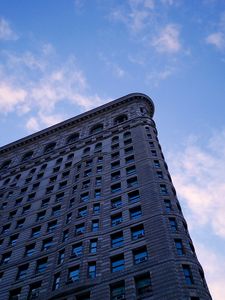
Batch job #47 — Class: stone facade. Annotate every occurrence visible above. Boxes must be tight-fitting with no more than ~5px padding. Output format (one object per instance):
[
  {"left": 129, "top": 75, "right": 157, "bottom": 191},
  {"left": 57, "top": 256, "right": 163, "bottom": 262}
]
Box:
[{"left": 0, "top": 93, "right": 211, "bottom": 300}]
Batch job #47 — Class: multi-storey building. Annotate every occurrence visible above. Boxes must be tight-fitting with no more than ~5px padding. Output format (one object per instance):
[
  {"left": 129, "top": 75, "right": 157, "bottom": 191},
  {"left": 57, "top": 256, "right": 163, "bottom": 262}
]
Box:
[{"left": 0, "top": 93, "right": 211, "bottom": 300}]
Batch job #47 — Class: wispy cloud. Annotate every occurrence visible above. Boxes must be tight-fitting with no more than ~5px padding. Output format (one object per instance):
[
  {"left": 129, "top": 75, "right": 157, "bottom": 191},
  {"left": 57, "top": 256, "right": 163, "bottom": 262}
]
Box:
[
  {"left": 151, "top": 24, "right": 181, "bottom": 53},
  {"left": 99, "top": 53, "right": 125, "bottom": 78},
  {"left": 169, "top": 130, "right": 225, "bottom": 238},
  {"left": 0, "top": 17, "right": 18, "bottom": 40},
  {"left": 206, "top": 32, "right": 225, "bottom": 50},
  {"left": 196, "top": 243, "right": 225, "bottom": 300},
  {"left": 205, "top": 11, "right": 225, "bottom": 51},
  {"left": 0, "top": 44, "right": 106, "bottom": 134}
]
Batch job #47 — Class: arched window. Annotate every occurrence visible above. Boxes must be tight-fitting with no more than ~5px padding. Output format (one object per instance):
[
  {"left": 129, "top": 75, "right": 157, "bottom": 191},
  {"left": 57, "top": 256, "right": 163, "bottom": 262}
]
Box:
[
  {"left": 114, "top": 114, "right": 128, "bottom": 125},
  {"left": 67, "top": 133, "right": 79, "bottom": 144},
  {"left": 90, "top": 124, "right": 103, "bottom": 135},
  {"left": 112, "top": 136, "right": 119, "bottom": 143},
  {"left": 0, "top": 160, "right": 11, "bottom": 171},
  {"left": 95, "top": 143, "right": 102, "bottom": 152},
  {"left": 3, "top": 178, "right": 10, "bottom": 185},
  {"left": 21, "top": 151, "right": 33, "bottom": 162},
  {"left": 83, "top": 147, "right": 90, "bottom": 155},
  {"left": 44, "top": 142, "right": 56, "bottom": 154},
  {"left": 123, "top": 131, "right": 131, "bottom": 139}
]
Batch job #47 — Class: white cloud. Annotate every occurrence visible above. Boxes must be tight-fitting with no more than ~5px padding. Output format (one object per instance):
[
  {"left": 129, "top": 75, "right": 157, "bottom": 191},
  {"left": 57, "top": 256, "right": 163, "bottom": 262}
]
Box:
[
  {"left": 0, "top": 82, "right": 27, "bottom": 113},
  {"left": 26, "top": 117, "right": 40, "bottom": 132},
  {"left": 169, "top": 129, "right": 225, "bottom": 238},
  {"left": 195, "top": 244, "right": 225, "bottom": 300},
  {"left": 206, "top": 32, "right": 225, "bottom": 50},
  {"left": 152, "top": 24, "right": 181, "bottom": 53},
  {"left": 0, "top": 17, "right": 18, "bottom": 40}
]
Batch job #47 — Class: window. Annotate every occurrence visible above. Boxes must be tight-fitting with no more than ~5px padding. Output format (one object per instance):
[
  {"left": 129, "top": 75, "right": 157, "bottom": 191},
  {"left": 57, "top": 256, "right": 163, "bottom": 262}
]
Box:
[
  {"left": 56, "top": 157, "right": 63, "bottom": 165},
  {"left": 175, "top": 239, "right": 184, "bottom": 255},
  {"left": 67, "top": 153, "right": 74, "bottom": 161},
  {"left": 25, "top": 244, "right": 35, "bottom": 257},
  {"left": 49, "top": 176, "right": 57, "bottom": 183},
  {"left": 42, "top": 237, "right": 54, "bottom": 251},
  {"left": 133, "top": 246, "right": 148, "bottom": 264},
  {"left": 154, "top": 160, "right": 160, "bottom": 168},
  {"left": 97, "top": 156, "right": 103, "bottom": 163},
  {"left": 123, "top": 131, "right": 131, "bottom": 139},
  {"left": 164, "top": 199, "right": 172, "bottom": 213},
  {"left": 44, "top": 142, "right": 56, "bottom": 153},
  {"left": 94, "top": 189, "right": 101, "bottom": 199},
  {"left": 95, "top": 176, "right": 102, "bottom": 186},
  {"left": 86, "top": 159, "right": 93, "bottom": 167},
  {"left": 149, "top": 141, "right": 154, "bottom": 147},
  {"left": 31, "top": 226, "right": 41, "bottom": 238},
  {"left": 111, "top": 161, "right": 120, "bottom": 169},
  {"left": 9, "top": 288, "right": 21, "bottom": 300},
  {"left": 77, "top": 293, "right": 90, "bottom": 300},
  {"left": 93, "top": 203, "right": 100, "bottom": 214},
  {"left": 32, "top": 182, "right": 40, "bottom": 190},
  {"left": 130, "top": 206, "right": 142, "bottom": 220},
  {"left": 151, "top": 150, "right": 157, "bottom": 156},
  {"left": 47, "top": 220, "right": 57, "bottom": 232},
  {"left": 127, "top": 176, "right": 138, "bottom": 188},
  {"left": 124, "top": 138, "right": 132, "bottom": 145},
  {"left": 27, "top": 192, "right": 35, "bottom": 202},
  {"left": 112, "top": 171, "right": 121, "bottom": 183},
  {"left": 111, "top": 254, "right": 124, "bottom": 273},
  {"left": 56, "top": 192, "right": 64, "bottom": 202},
  {"left": 95, "top": 142, "right": 102, "bottom": 152},
  {"left": 199, "top": 269, "right": 206, "bottom": 287},
  {"left": 182, "top": 265, "right": 194, "bottom": 285},
  {"left": 40, "top": 163, "right": 47, "bottom": 170},
  {"left": 68, "top": 266, "right": 80, "bottom": 282},
  {"left": 111, "top": 231, "right": 124, "bottom": 248},
  {"left": 1, "top": 225, "right": 9, "bottom": 238},
  {"left": 90, "top": 239, "right": 98, "bottom": 254},
  {"left": 112, "top": 136, "right": 119, "bottom": 143},
  {"left": 110, "top": 281, "right": 125, "bottom": 300},
  {"left": 111, "top": 143, "right": 119, "bottom": 151},
  {"left": 52, "top": 205, "right": 61, "bottom": 216},
  {"left": 114, "top": 114, "right": 128, "bottom": 125},
  {"left": 135, "top": 273, "right": 152, "bottom": 297},
  {"left": 20, "top": 187, "right": 27, "bottom": 194},
  {"left": 78, "top": 206, "right": 87, "bottom": 218},
  {"left": 125, "top": 155, "right": 134, "bottom": 164},
  {"left": 28, "top": 281, "right": 42, "bottom": 300},
  {"left": 52, "top": 273, "right": 60, "bottom": 290},
  {"left": 9, "top": 234, "right": 19, "bottom": 246},
  {"left": 46, "top": 185, "right": 54, "bottom": 194},
  {"left": 16, "top": 218, "right": 25, "bottom": 229},
  {"left": 17, "top": 264, "right": 29, "bottom": 280},
  {"left": 41, "top": 198, "right": 50, "bottom": 208},
  {"left": 64, "top": 161, "right": 72, "bottom": 169},
  {"left": 67, "top": 133, "right": 79, "bottom": 144},
  {"left": 22, "top": 204, "right": 31, "bottom": 214},
  {"left": 157, "top": 171, "right": 163, "bottom": 179},
  {"left": 128, "top": 190, "right": 140, "bottom": 203},
  {"left": 53, "top": 166, "right": 60, "bottom": 173},
  {"left": 8, "top": 210, "right": 16, "bottom": 219},
  {"left": 66, "top": 213, "right": 72, "bottom": 224},
  {"left": 15, "top": 198, "right": 22, "bottom": 206},
  {"left": 36, "top": 257, "right": 48, "bottom": 273},
  {"left": 169, "top": 218, "right": 178, "bottom": 232},
  {"left": 62, "top": 230, "right": 69, "bottom": 242},
  {"left": 36, "top": 210, "right": 46, "bottom": 221},
  {"left": 124, "top": 146, "right": 133, "bottom": 155},
  {"left": 96, "top": 165, "right": 102, "bottom": 173},
  {"left": 82, "top": 180, "right": 90, "bottom": 189},
  {"left": 75, "top": 223, "right": 85, "bottom": 236},
  {"left": 84, "top": 169, "right": 92, "bottom": 177},
  {"left": 111, "top": 196, "right": 122, "bottom": 209},
  {"left": 0, "top": 160, "right": 11, "bottom": 171},
  {"left": 160, "top": 184, "right": 168, "bottom": 195},
  {"left": 126, "top": 165, "right": 136, "bottom": 175},
  {"left": 90, "top": 123, "right": 103, "bottom": 135},
  {"left": 58, "top": 249, "right": 65, "bottom": 264},
  {"left": 69, "top": 198, "right": 75, "bottom": 207},
  {"left": 80, "top": 192, "right": 89, "bottom": 202},
  {"left": 92, "top": 220, "right": 99, "bottom": 232},
  {"left": 111, "top": 183, "right": 121, "bottom": 193},
  {"left": 1, "top": 252, "right": 11, "bottom": 264},
  {"left": 131, "top": 224, "right": 145, "bottom": 240},
  {"left": 88, "top": 262, "right": 96, "bottom": 278},
  {"left": 83, "top": 147, "right": 90, "bottom": 155},
  {"left": 72, "top": 243, "right": 83, "bottom": 257},
  {"left": 111, "top": 213, "right": 123, "bottom": 227},
  {"left": 111, "top": 151, "right": 120, "bottom": 160}
]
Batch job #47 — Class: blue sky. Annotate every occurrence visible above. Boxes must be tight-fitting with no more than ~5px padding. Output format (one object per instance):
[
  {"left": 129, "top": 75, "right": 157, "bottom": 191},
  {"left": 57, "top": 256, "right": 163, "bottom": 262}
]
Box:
[{"left": 0, "top": 0, "right": 225, "bottom": 298}]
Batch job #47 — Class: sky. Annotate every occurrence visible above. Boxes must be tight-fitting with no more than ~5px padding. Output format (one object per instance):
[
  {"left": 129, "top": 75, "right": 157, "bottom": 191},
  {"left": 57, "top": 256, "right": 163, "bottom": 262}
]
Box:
[{"left": 0, "top": 0, "right": 225, "bottom": 298}]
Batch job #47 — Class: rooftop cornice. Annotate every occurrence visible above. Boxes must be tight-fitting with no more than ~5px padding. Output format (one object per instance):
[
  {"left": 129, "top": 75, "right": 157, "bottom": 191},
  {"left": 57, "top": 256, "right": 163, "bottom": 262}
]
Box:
[{"left": 0, "top": 92, "right": 154, "bottom": 153}]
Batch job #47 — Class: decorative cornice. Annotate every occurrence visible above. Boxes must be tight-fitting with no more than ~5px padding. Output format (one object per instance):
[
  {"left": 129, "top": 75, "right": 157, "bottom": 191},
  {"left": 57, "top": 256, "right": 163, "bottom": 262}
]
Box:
[{"left": 0, "top": 93, "right": 154, "bottom": 154}]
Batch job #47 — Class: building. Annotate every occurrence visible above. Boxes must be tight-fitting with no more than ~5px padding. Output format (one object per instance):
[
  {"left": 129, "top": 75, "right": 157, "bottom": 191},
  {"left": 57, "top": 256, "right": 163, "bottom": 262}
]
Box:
[{"left": 0, "top": 93, "right": 211, "bottom": 300}]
